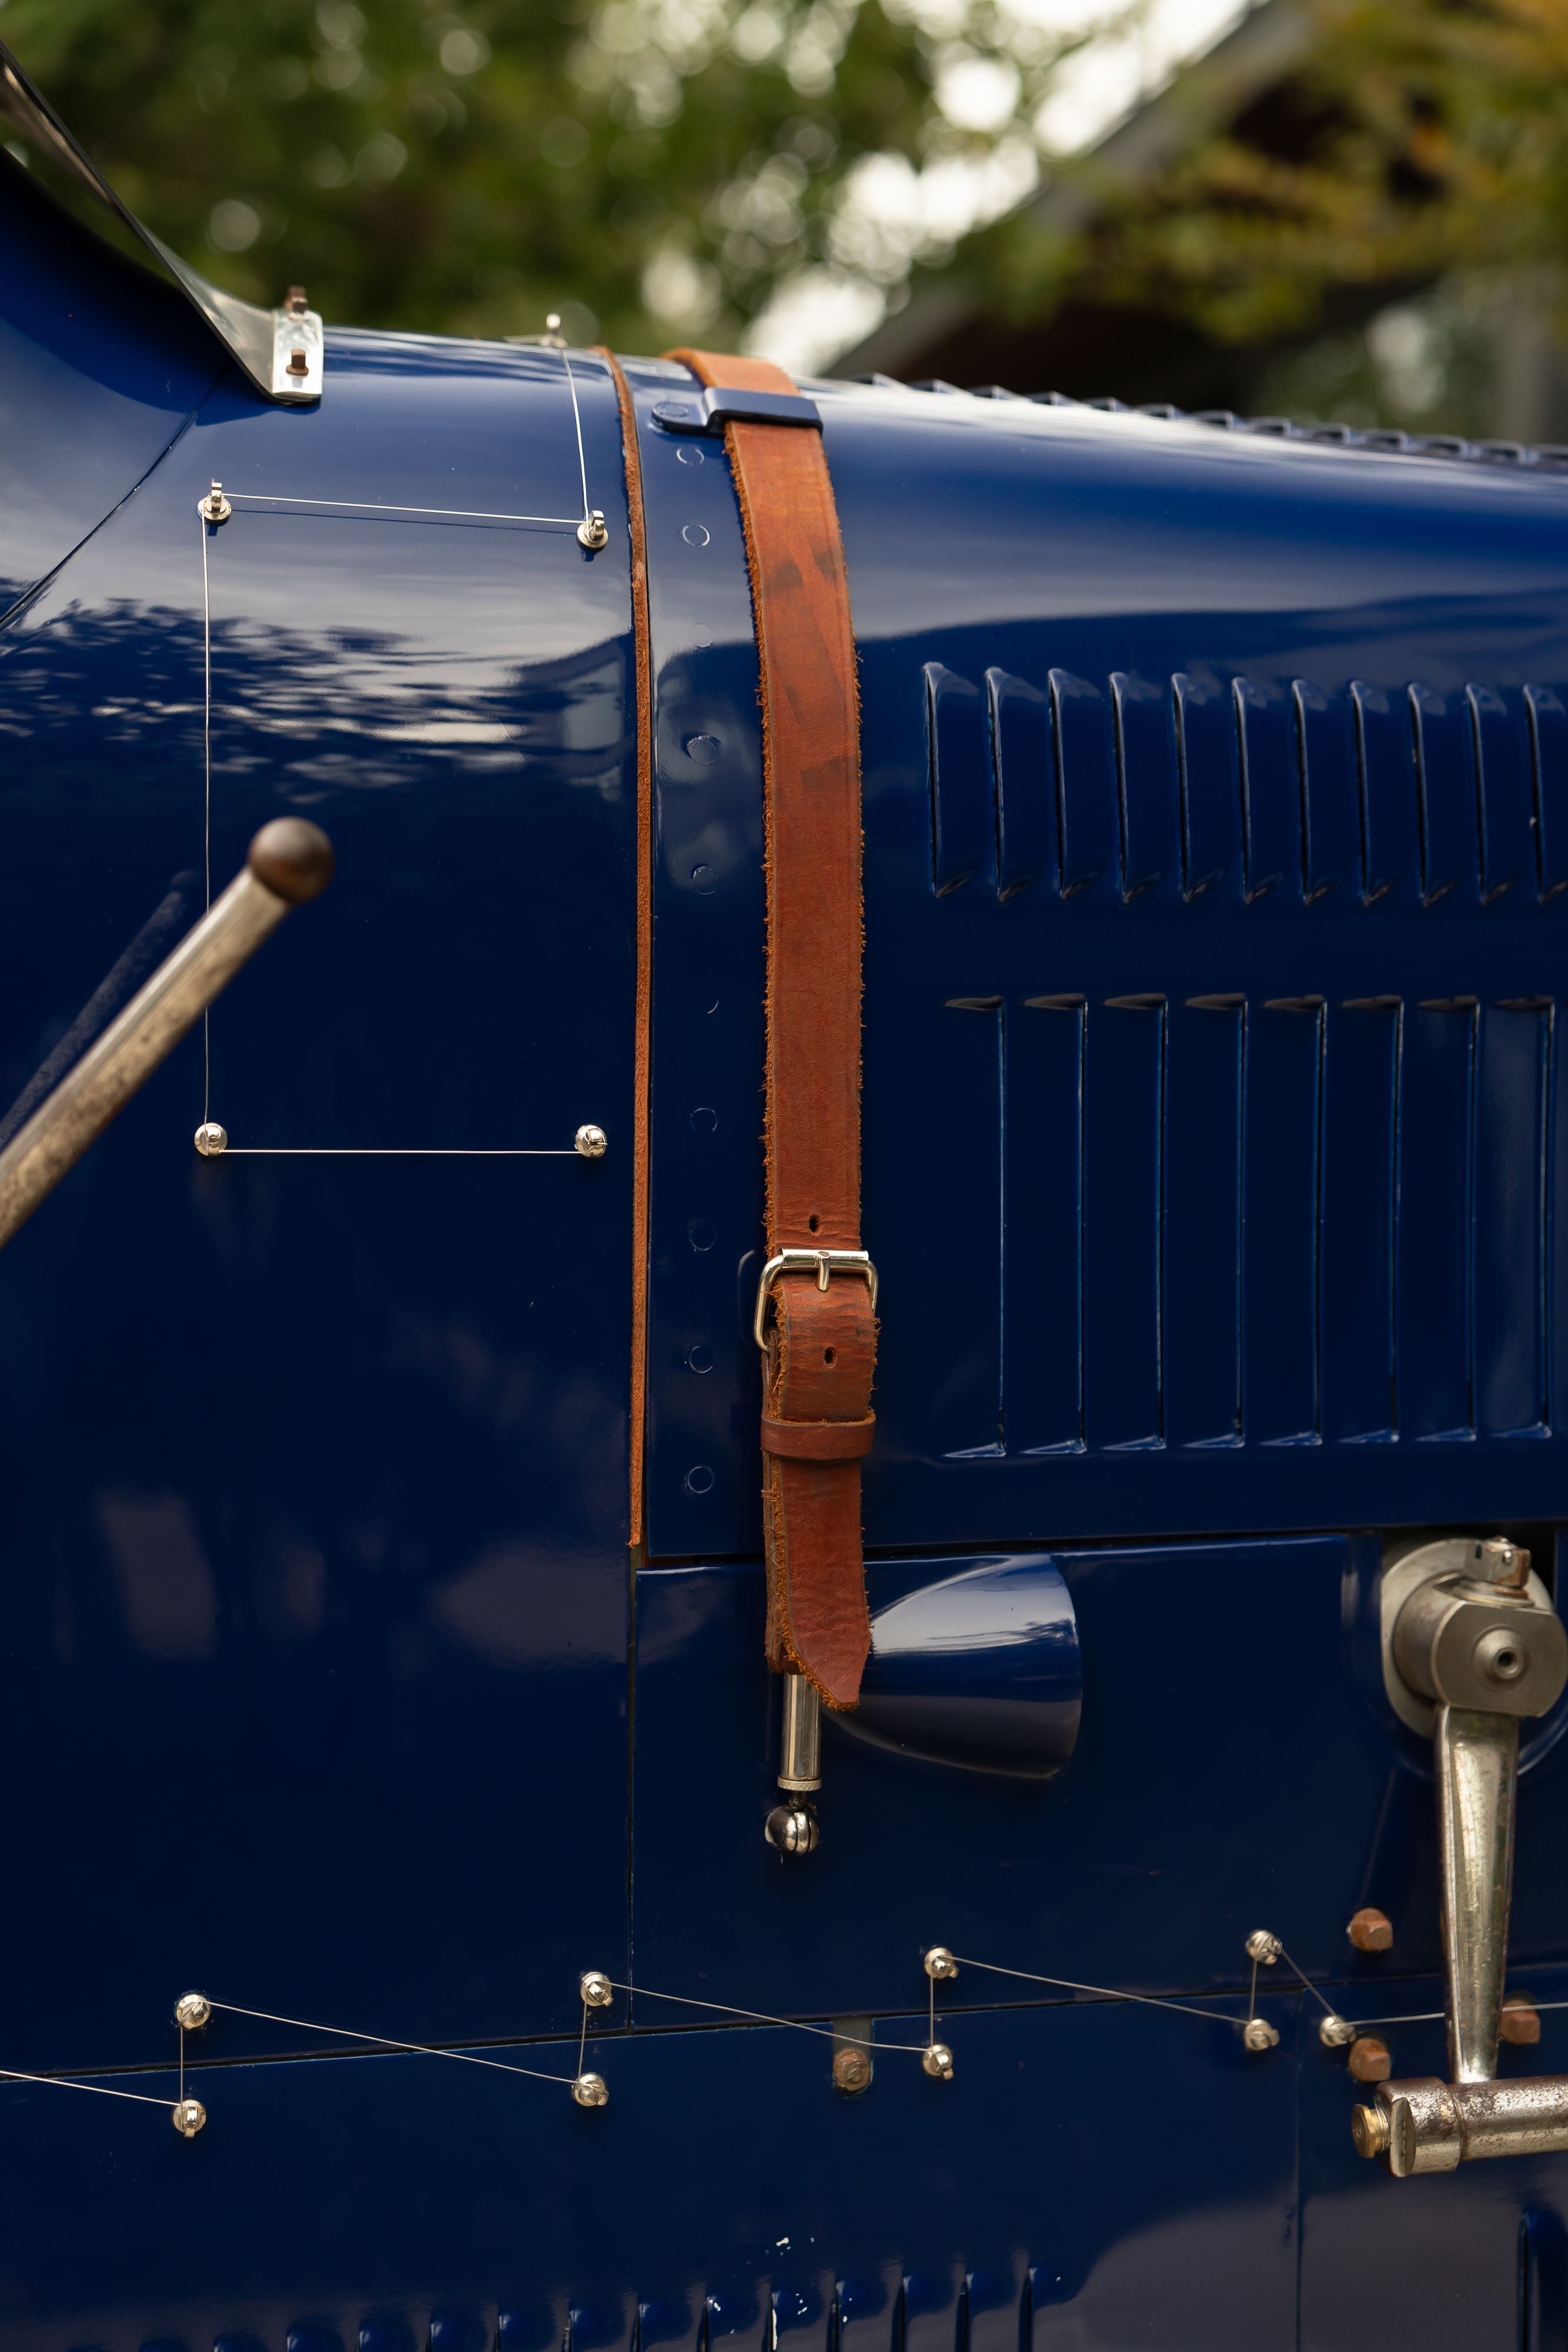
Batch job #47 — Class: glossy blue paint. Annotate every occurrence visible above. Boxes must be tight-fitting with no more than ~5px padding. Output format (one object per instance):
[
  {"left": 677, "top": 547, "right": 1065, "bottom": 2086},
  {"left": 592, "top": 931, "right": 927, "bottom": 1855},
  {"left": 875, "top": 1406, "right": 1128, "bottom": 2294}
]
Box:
[
  {"left": 9, "top": 153, "right": 1568, "bottom": 2348},
  {"left": 840, "top": 1554, "right": 1079, "bottom": 1779}
]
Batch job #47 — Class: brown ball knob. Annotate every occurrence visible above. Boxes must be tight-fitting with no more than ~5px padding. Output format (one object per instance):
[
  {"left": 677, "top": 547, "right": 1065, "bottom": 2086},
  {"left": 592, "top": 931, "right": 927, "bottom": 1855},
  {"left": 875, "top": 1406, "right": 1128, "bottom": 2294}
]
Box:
[
  {"left": 1348, "top": 2035, "right": 1392, "bottom": 2083},
  {"left": 248, "top": 818, "right": 335, "bottom": 905},
  {"left": 1348, "top": 1907, "right": 1393, "bottom": 1953},
  {"left": 1501, "top": 1994, "right": 1541, "bottom": 2046}
]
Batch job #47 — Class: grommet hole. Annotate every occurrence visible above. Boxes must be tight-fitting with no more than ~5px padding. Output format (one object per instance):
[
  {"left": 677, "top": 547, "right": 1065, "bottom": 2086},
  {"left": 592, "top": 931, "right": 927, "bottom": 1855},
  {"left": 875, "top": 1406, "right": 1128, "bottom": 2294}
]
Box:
[
  {"left": 808, "top": 1214, "right": 821, "bottom": 1232},
  {"left": 823, "top": 1347, "right": 836, "bottom": 1367}
]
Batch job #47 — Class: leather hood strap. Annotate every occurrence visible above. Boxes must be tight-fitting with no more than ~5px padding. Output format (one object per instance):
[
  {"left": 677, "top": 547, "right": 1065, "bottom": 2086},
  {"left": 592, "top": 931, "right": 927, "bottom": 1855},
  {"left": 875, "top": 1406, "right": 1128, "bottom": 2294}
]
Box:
[{"left": 667, "top": 348, "right": 872, "bottom": 1710}]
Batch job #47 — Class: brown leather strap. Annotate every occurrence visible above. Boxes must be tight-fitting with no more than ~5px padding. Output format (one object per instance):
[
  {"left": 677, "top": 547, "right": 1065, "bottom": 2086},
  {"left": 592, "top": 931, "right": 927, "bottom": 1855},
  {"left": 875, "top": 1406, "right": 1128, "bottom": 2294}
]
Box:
[
  {"left": 761, "top": 1412, "right": 876, "bottom": 1461},
  {"left": 668, "top": 348, "right": 872, "bottom": 1710}
]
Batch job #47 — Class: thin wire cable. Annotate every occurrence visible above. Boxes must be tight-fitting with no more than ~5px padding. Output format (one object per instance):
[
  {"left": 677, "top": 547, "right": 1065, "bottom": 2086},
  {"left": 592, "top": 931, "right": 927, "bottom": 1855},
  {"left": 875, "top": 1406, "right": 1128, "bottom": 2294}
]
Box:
[
  {"left": 1248, "top": 1949, "right": 1259, "bottom": 2018},
  {"left": 0, "top": 2066, "right": 173, "bottom": 2110},
  {"left": 576, "top": 1998, "right": 589, "bottom": 2080},
  {"left": 1342, "top": 2010, "right": 1446, "bottom": 2028},
  {"left": 949, "top": 1953, "right": 1252, "bottom": 2030},
  {"left": 179, "top": 2022, "right": 185, "bottom": 2107},
  {"left": 216, "top": 1145, "right": 580, "bottom": 1158},
  {"left": 206, "top": 1998, "right": 576, "bottom": 2087},
  {"left": 200, "top": 512, "right": 213, "bottom": 1122},
  {"left": 606, "top": 1979, "right": 931, "bottom": 2054},
  {"left": 1275, "top": 1945, "right": 1345, "bottom": 2022},
  {"left": 561, "top": 352, "right": 592, "bottom": 527},
  {"left": 226, "top": 493, "right": 579, "bottom": 527}
]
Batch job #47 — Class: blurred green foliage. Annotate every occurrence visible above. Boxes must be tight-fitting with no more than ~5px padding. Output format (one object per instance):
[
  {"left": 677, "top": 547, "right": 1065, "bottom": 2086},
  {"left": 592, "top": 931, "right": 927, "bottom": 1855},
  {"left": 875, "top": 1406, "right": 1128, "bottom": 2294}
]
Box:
[{"left": 0, "top": 0, "right": 1098, "bottom": 350}]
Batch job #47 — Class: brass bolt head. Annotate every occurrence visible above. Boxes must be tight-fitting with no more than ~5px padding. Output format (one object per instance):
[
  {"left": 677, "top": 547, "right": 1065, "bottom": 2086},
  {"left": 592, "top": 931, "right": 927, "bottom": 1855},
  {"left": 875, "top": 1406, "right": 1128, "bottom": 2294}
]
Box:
[
  {"left": 572, "top": 2072, "right": 609, "bottom": 2109},
  {"left": 172, "top": 2096, "right": 206, "bottom": 2137},
  {"left": 1348, "top": 2035, "right": 1392, "bottom": 2083},
  {"left": 1502, "top": 1994, "right": 1542, "bottom": 2046},
  {"left": 174, "top": 1992, "right": 211, "bottom": 2032},
  {"left": 833, "top": 2047, "right": 871, "bottom": 2093},
  {"left": 923, "top": 1946, "right": 959, "bottom": 1980},
  {"left": 1351, "top": 2102, "right": 1390, "bottom": 2160},
  {"left": 579, "top": 1970, "right": 613, "bottom": 2009},
  {"left": 921, "top": 2042, "right": 954, "bottom": 2080},
  {"left": 1348, "top": 1907, "right": 1393, "bottom": 1953}
]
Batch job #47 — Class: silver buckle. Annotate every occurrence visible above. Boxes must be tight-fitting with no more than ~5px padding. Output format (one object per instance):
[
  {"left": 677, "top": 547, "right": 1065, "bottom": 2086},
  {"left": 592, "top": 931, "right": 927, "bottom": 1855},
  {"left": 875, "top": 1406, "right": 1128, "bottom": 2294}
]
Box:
[{"left": 753, "top": 1248, "right": 878, "bottom": 1350}]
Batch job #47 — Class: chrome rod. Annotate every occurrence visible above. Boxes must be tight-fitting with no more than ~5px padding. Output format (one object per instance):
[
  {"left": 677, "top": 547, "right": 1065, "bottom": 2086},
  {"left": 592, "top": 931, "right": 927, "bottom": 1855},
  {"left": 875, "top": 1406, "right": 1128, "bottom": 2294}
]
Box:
[
  {"left": 778, "top": 1673, "right": 822, "bottom": 1793},
  {"left": 0, "top": 818, "right": 333, "bottom": 1250}
]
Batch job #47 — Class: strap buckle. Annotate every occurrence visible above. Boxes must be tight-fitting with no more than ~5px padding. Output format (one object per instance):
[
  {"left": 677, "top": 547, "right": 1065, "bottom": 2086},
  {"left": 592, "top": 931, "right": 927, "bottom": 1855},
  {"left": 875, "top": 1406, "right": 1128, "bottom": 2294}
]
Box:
[{"left": 753, "top": 1248, "right": 878, "bottom": 1350}]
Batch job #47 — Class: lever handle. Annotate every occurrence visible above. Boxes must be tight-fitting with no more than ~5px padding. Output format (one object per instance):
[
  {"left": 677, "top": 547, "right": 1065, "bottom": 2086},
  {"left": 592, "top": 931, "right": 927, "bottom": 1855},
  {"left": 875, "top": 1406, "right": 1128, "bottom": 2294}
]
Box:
[
  {"left": 1435, "top": 1704, "right": 1519, "bottom": 2084},
  {"left": 0, "top": 818, "right": 334, "bottom": 1250}
]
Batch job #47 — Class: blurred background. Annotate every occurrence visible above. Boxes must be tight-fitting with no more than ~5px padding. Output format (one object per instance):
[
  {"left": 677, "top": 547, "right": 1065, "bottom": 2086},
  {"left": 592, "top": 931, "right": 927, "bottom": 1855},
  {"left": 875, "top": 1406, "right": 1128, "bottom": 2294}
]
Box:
[{"left": 3, "top": 0, "right": 1565, "bottom": 436}]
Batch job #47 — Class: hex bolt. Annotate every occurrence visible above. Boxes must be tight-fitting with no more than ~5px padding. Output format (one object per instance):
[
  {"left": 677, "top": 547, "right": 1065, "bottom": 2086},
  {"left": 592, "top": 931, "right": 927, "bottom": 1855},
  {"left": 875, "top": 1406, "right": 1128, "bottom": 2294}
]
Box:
[
  {"left": 1348, "top": 2034, "right": 1392, "bottom": 2083},
  {"left": 1319, "top": 2013, "right": 1356, "bottom": 2048},
  {"left": 173, "top": 1992, "right": 212, "bottom": 2032},
  {"left": 572, "top": 2072, "right": 609, "bottom": 2109},
  {"left": 833, "top": 2047, "right": 871, "bottom": 2094},
  {"left": 579, "top": 1970, "right": 613, "bottom": 2009},
  {"left": 1348, "top": 1907, "right": 1393, "bottom": 1953},
  {"left": 921, "top": 2042, "right": 954, "bottom": 2080},
  {"left": 1501, "top": 1994, "right": 1542, "bottom": 2046},
  {"left": 1243, "top": 2017, "right": 1280, "bottom": 2052}
]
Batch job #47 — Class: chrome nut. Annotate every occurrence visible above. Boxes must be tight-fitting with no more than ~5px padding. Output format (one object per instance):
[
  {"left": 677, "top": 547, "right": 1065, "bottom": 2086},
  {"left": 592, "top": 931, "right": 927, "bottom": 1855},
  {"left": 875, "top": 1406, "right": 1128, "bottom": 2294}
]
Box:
[
  {"left": 571, "top": 2071, "right": 609, "bottom": 2108},
  {"left": 193, "top": 1122, "right": 228, "bottom": 1158},
  {"left": 579, "top": 1970, "right": 613, "bottom": 2009},
  {"left": 574, "top": 1124, "right": 608, "bottom": 1158},
  {"left": 764, "top": 1802, "right": 819, "bottom": 1856},
  {"left": 172, "top": 2096, "right": 206, "bottom": 2137},
  {"left": 1245, "top": 1932, "right": 1282, "bottom": 1965},
  {"left": 174, "top": 1992, "right": 212, "bottom": 2032},
  {"left": 576, "top": 512, "right": 609, "bottom": 550},
  {"left": 1243, "top": 2017, "right": 1280, "bottom": 2052},
  {"left": 921, "top": 2042, "right": 954, "bottom": 2080},
  {"left": 1319, "top": 2013, "right": 1356, "bottom": 2047},
  {"left": 923, "top": 1947, "right": 959, "bottom": 1981}
]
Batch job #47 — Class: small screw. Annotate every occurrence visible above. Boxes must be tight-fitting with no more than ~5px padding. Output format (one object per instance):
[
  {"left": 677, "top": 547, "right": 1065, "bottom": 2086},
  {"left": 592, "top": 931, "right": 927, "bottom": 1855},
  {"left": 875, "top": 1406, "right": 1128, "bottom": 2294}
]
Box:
[
  {"left": 764, "top": 1802, "right": 819, "bottom": 1856},
  {"left": 193, "top": 1122, "right": 228, "bottom": 1158},
  {"left": 1502, "top": 1993, "right": 1542, "bottom": 2046},
  {"left": 921, "top": 2042, "right": 954, "bottom": 2080},
  {"left": 1319, "top": 2013, "right": 1355, "bottom": 2048},
  {"left": 1348, "top": 1907, "right": 1393, "bottom": 1953},
  {"left": 198, "top": 481, "right": 232, "bottom": 526},
  {"left": 1477, "top": 1536, "right": 1530, "bottom": 1593},
  {"left": 1351, "top": 2102, "right": 1390, "bottom": 2159},
  {"left": 286, "top": 285, "right": 309, "bottom": 316},
  {"left": 833, "top": 2047, "right": 871, "bottom": 2093},
  {"left": 577, "top": 510, "right": 609, "bottom": 551},
  {"left": 1348, "top": 2034, "right": 1392, "bottom": 2083},
  {"left": 574, "top": 1123, "right": 608, "bottom": 1158},
  {"left": 1243, "top": 2017, "right": 1280, "bottom": 2052},
  {"left": 579, "top": 1970, "right": 613, "bottom": 2009},
  {"left": 172, "top": 2096, "right": 206, "bottom": 2137},
  {"left": 286, "top": 347, "right": 310, "bottom": 378},
  {"left": 572, "top": 2071, "right": 609, "bottom": 2108},
  {"left": 174, "top": 1992, "right": 212, "bottom": 2032},
  {"left": 923, "top": 1946, "right": 959, "bottom": 1981},
  {"left": 1245, "top": 1931, "right": 1282, "bottom": 1965}
]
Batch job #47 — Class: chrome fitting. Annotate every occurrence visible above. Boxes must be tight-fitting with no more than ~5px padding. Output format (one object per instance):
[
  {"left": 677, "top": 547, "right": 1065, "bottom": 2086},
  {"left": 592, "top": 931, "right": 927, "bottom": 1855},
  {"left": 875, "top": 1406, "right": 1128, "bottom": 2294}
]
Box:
[
  {"left": 923, "top": 1947, "right": 959, "bottom": 1982},
  {"left": 172, "top": 2096, "right": 207, "bottom": 2137},
  {"left": 198, "top": 482, "right": 233, "bottom": 526},
  {"left": 577, "top": 511, "right": 609, "bottom": 551},
  {"left": 579, "top": 1970, "right": 613, "bottom": 2009},
  {"left": 193, "top": 1122, "right": 228, "bottom": 1158},
  {"left": 921, "top": 2042, "right": 955, "bottom": 2080},
  {"left": 574, "top": 1123, "right": 607, "bottom": 1158},
  {"left": 764, "top": 1800, "right": 819, "bottom": 1856},
  {"left": 1245, "top": 1931, "right": 1282, "bottom": 1965},
  {"left": 1318, "top": 2013, "right": 1356, "bottom": 2048},
  {"left": 174, "top": 1992, "right": 212, "bottom": 2032},
  {"left": 1243, "top": 2017, "right": 1280, "bottom": 2052},
  {"left": 572, "top": 2071, "right": 609, "bottom": 2109}
]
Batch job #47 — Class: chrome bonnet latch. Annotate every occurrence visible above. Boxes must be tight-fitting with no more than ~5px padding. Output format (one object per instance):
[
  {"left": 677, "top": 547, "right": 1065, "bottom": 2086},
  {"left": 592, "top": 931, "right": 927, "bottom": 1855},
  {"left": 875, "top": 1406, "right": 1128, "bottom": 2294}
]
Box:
[{"left": 1356, "top": 1537, "right": 1568, "bottom": 2175}]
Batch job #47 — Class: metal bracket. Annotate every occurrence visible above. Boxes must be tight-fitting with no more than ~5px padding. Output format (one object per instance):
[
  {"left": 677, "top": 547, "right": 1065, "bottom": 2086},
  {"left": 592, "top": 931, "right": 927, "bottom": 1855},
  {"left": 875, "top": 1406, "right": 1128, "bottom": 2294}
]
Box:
[
  {"left": 651, "top": 387, "right": 822, "bottom": 436},
  {"left": 271, "top": 295, "right": 324, "bottom": 401}
]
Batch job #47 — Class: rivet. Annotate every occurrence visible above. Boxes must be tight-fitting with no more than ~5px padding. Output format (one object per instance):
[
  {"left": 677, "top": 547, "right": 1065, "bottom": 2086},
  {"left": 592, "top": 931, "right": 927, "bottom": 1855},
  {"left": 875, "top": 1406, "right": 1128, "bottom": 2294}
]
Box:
[
  {"left": 579, "top": 1970, "right": 613, "bottom": 2009},
  {"left": 174, "top": 1992, "right": 212, "bottom": 2032},
  {"left": 172, "top": 2096, "right": 207, "bottom": 2137},
  {"left": 193, "top": 1121, "right": 229, "bottom": 1157},
  {"left": 198, "top": 482, "right": 232, "bottom": 526},
  {"left": 833, "top": 2047, "right": 871, "bottom": 2093},
  {"left": 1318, "top": 2013, "right": 1355, "bottom": 2047},
  {"left": 1245, "top": 1930, "right": 1282, "bottom": 1965},
  {"left": 1348, "top": 2034, "right": 1392, "bottom": 2082},
  {"left": 923, "top": 1947, "right": 959, "bottom": 1982},
  {"left": 1348, "top": 1907, "right": 1393, "bottom": 1953},
  {"left": 572, "top": 2071, "right": 609, "bottom": 2108},
  {"left": 1243, "top": 2017, "right": 1279, "bottom": 2052},
  {"left": 577, "top": 510, "right": 609, "bottom": 550},
  {"left": 921, "top": 2042, "right": 954, "bottom": 2080},
  {"left": 574, "top": 1123, "right": 607, "bottom": 1158}
]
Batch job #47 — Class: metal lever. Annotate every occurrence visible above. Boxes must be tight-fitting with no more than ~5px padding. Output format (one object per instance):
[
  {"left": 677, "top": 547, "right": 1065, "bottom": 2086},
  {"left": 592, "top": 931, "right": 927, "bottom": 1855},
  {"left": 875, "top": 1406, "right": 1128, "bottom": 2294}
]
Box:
[
  {"left": 1355, "top": 1537, "right": 1568, "bottom": 2174},
  {"left": 0, "top": 818, "right": 335, "bottom": 1250}
]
